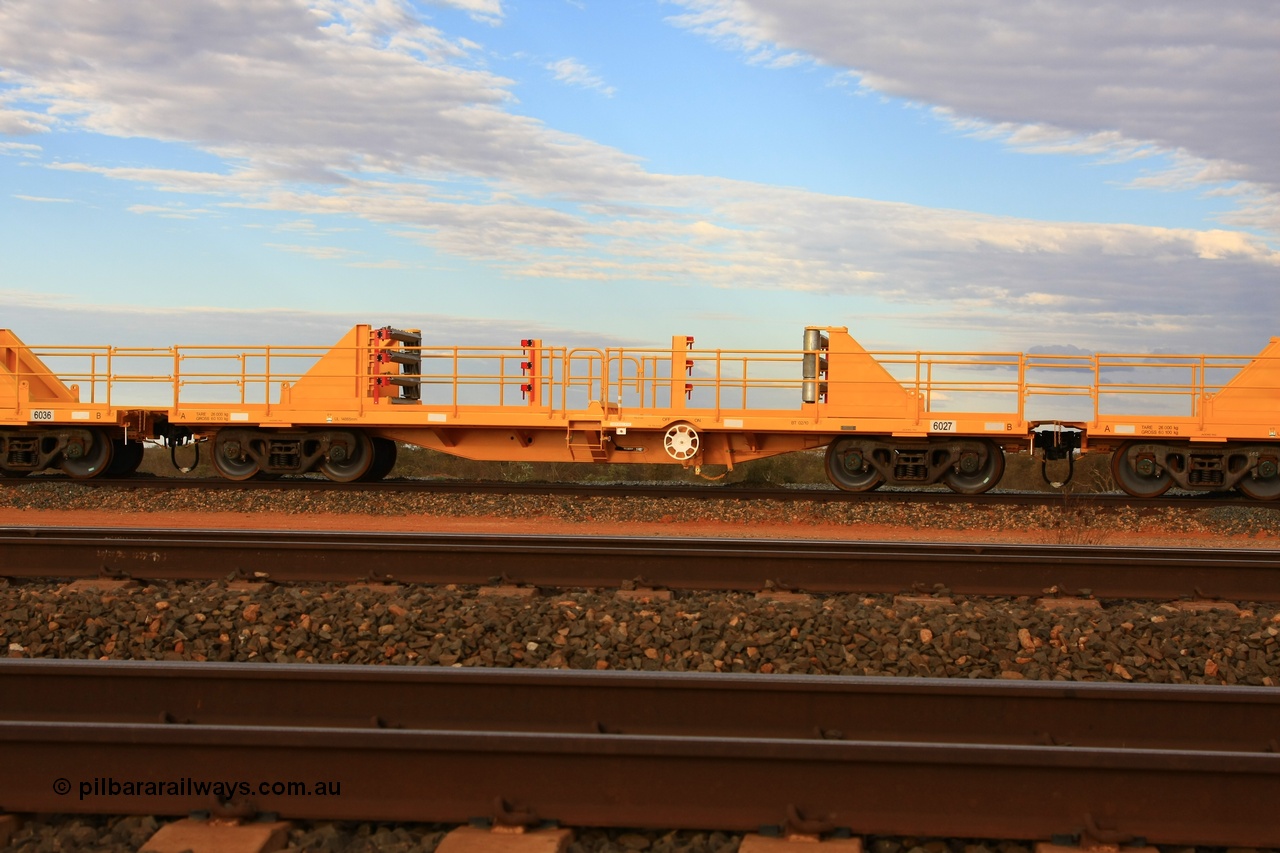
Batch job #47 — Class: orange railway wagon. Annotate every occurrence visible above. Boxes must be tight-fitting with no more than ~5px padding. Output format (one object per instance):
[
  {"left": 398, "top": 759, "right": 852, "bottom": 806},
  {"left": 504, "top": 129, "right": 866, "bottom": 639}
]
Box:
[{"left": 4, "top": 324, "right": 1280, "bottom": 499}]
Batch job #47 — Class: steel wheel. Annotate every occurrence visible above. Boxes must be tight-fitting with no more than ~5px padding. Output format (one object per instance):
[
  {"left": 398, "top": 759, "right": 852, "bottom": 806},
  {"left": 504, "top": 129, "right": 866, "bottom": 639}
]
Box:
[
  {"left": 105, "top": 439, "right": 145, "bottom": 477},
  {"left": 1110, "top": 441, "right": 1171, "bottom": 498},
  {"left": 942, "top": 440, "right": 1005, "bottom": 495},
  {"left": 361, "top": 437, "right": 398, "bottom": 482},
  {"left": 1239, "top": 458, "right": 1280, "bottom": 500},
  {"left": 60, "top": 429, "right": 112, "bottom": 479},
  {"left": 825, "top": 439, "right": 884, "bottom": 492},
  {"left": 320, "top": 432, "right": 373, "bottom": 483},
  {"left": 212, "top": 434, "right": 260, "bottom": 481}
]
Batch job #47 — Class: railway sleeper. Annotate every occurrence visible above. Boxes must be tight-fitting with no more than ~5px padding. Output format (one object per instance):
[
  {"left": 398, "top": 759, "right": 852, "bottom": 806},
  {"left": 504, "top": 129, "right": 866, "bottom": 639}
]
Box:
[
  {"left": 0, "top": 427, "right": 114, "bottom": 479},
  {"left": 1111, "top": 441, "right": 1280, "bottom": 499},
  {"left": 825, "top": 436, "right": 1005, "bottom": 495}
]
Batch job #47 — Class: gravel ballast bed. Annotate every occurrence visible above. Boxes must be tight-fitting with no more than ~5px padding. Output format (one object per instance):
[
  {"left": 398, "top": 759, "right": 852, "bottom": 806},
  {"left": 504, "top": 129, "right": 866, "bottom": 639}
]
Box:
[
  {"left": 4, "top": 580, "right": 1277, "bottom": 684},
  {"left": 4, "top": 481, "right": 1280, "bottom": 540}
]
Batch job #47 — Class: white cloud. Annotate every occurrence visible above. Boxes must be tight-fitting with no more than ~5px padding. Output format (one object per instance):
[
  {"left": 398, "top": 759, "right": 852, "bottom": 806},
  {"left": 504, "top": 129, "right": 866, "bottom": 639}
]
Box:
[
  {"left": 265, "top": 242, "right": 358, "bottom": 260},
  {"left": 668, "top": 0, "right": 1280, "bottom": 234},
  {"left": 0, "top": 106, "right": 50, "bottom": 135},
  {"left": 665, "top": 0, "right": 808, "bottom": 68},
  {"left": 0, "top": 86, "right": 53, "bottom": 134},
  {"left": 346, "top": 259, "right": 409, "bottom": 269},
  {"left": 48, "top": 134, "right": 1280, "bottom": 350},
  {"left": 13, "top": 193, "right": 73, "bottom": 203},
  {"left": 546, "top": 58, "right": 616, "bottom": 97},
  {"left": 6, "top": 1, "right": 655, "bottom": 201},
  {"left": 420, "top": 0, "right": 504, "bottom": 25},
  {"left": 0, "top": 290, "right": 640, "bottom": 349},
  {"left": 942, "top": 114, "right": 1162, "bottom": 164},
  {"left": 0, "top": 141, "right": 41, "bottom": 157},
  {"left": 127, "top": 203, "right": 213, "bottom": 218},
  {"left": 2, "top": 0, "right": 1277, "bottom": 355}
]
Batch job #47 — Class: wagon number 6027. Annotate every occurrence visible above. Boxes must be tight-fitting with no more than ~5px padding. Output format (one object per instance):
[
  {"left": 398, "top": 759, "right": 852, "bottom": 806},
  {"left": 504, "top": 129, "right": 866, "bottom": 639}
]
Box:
[
  {"left": 930, "top": 420, "right": 956, "bottom": 432},
  {"left": 31, "top": 409, "right": 54, "bottom": 421}
]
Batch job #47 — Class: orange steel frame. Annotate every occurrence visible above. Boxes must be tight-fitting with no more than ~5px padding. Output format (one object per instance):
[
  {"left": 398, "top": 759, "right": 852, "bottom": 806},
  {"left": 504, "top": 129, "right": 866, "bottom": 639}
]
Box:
[{"left": 5, "top": 325, "right": 1280, "bottom": 468}]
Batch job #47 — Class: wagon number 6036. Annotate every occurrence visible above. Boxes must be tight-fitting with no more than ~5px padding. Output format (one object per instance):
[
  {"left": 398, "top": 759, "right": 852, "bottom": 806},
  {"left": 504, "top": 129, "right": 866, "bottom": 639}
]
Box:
[
  {"left": 31, "top": 409, "right": 54, "bottom": 421},
  {"left": 930, "top": 420, "right": 956, "bottom": 432}
]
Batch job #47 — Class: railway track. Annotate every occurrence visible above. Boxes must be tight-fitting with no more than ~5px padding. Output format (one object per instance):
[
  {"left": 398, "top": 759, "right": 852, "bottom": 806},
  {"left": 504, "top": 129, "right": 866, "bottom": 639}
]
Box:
[
  {"left": 4, "top": 472, "right": 1273, "bottom": 510},
  {"left": 1, "top": 659, "right": 1276, "bottom": 846},
  {"left": 3, "top": 526, "right": 1280, "bottom": 600}
]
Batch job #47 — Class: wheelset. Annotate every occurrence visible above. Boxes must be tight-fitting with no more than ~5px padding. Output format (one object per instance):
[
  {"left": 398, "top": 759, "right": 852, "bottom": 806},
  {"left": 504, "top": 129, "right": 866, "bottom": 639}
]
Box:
[
  {"left": 824, "top": 438, "right": 884, "bottom": 492},
  {"left": 319, "top": 432, "right": 374, "bottom": 483},
  {"left": 1110, "top": 441, "right": 1172, "bottom": 498},
  {"left": 1239, "top": 455, "right": 1280, "bottom": 500},
  {"left": 60, "top": 429, "right": 112, "bottom": 479},
  {"left": 212, "top": 434, "right": 260, "bottom": 481},
  {"left": 105, "top": 439, "right": 145, "bottom": 477},
  {"left": 361, "top": 438, "right": 398, "bottom": 482},
  {"left": 942, "top": 440, "right": 1005, "bottom": 495}
]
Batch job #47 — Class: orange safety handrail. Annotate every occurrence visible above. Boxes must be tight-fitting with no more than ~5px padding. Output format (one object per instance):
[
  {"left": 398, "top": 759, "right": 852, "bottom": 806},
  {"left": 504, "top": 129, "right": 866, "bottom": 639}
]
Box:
[{"left": 11, "top": 336, "right": 1279, "bottom": 432}]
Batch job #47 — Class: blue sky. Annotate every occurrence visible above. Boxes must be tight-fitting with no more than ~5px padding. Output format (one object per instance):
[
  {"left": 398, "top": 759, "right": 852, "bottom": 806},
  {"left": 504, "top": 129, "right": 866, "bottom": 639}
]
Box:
[{"left": 2, "top": 0, "right": 1277, "bottom": 355}]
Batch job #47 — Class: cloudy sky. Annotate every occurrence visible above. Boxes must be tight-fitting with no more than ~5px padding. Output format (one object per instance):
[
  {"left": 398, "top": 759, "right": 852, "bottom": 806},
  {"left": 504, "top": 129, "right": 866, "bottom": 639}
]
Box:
[{"left": 1, "top": 0, "right": 1276, "bottom": 356}]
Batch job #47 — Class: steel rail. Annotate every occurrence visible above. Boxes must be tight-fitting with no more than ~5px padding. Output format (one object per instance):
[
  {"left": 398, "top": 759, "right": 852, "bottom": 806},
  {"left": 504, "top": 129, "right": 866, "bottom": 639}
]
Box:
[
  {"left": 2, "top": 526, "right": 1279, "bottom": 600},
  {"left": 4, "top": 473, "right": 1271, "bottom": 510},
  {"left": 1, "top": 661, "right": 1277, "bottom": 846},
  {"left": 3, "top": 659, "right": 1276, "bottom": 750}
]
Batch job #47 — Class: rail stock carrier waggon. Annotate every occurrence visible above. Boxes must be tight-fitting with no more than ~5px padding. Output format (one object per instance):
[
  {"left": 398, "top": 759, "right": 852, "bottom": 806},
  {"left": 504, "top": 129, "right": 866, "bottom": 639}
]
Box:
[{"left": 5, "top": 324, "right": 1280, "bottom": 499}]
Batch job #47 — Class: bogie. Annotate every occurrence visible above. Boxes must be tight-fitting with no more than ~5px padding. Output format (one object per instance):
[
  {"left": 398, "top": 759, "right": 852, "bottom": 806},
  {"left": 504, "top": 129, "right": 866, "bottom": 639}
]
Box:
[
  {"left": 205, "top": 428, "right": 380, "bottom": 482},
  {"left": 1109, "top": 441, "right": 1280, "bottom": 499},
  {"left": 825, "top": 437, "right": 1005, "bottom": 495},
  {"left": 1, "top": 428, "right": 115, "bottom": 479}
]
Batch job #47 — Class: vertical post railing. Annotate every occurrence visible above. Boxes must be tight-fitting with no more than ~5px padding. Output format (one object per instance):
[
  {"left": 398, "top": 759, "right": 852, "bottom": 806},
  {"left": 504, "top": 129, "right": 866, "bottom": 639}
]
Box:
[
  {"left": 1196, "top": 355, "right": 1205, "bottom": 426},
  {"left": 1092, "top": 353, "right": 1100, "bottom": 422},
  {"left": 645, "top": 356, "right": 655, "bottom": 409},
  {"left": 713, "top": 350, "right": 721, "bottom": 417},
  {"left": 558, "top": 350, "right": 568, "bottom": 419},
  {"left": 925, "top": 360, "right": 933, "bottom": 412},
  {"left": 172, "top": 348, "right": 181, "bottom": 411},
  {"left": 599, "top": 351, "right": 609, "bottom": 408},
  {"left": 499, "top": 352, "right": 507, "bottom": 406},
  {"left": 452, "top": 348, "right": 459, "bottom": 416},
  {"left": 1016, "top": 352, "right": 1026, "bottom": 423},
  {"left": 914, "top": 352, "right": 922, "bottom": 425}
]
